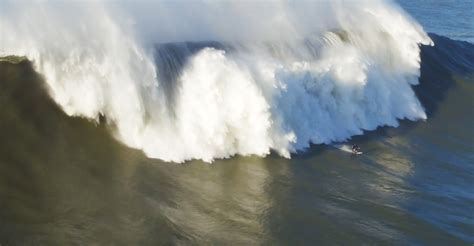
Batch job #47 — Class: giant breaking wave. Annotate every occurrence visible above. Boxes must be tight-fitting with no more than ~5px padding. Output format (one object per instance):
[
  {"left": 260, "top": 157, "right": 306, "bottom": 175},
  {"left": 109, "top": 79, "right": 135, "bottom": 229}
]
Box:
[{"left": 0, "top": 0, "right": 433, "bottom": 162}]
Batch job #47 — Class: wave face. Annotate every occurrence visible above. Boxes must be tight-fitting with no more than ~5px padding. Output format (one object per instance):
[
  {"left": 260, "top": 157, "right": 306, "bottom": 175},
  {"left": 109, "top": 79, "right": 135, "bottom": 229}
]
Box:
[{"left": 0, "top": 1, "right": 432, "bottom": 162}]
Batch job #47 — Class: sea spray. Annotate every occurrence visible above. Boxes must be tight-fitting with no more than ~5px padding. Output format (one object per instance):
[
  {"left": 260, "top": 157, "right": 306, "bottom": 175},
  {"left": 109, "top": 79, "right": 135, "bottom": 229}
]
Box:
[{"left": 0, "top": 0, "right": 432, "bottom": 162}]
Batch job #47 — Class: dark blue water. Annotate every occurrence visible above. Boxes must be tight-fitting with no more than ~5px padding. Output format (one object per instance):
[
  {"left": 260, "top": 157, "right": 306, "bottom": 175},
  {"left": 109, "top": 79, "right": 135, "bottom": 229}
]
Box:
[{"left": 398, "top": 0, "right": 474, "bottom": 43}]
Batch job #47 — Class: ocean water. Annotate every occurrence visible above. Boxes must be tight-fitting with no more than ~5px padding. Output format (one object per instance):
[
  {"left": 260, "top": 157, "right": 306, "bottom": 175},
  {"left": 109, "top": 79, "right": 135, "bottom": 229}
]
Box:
[
  {"left": 0, "top": 1, "right": 473, "bottom": 245},
  {"left": 398, "top": 0, "right": 474, "bottom": 43}
]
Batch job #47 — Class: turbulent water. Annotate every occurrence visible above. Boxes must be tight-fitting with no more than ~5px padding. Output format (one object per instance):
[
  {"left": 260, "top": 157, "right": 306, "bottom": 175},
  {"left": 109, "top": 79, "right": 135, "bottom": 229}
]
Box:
[
  {"left": 0, "top": 0, "right": 473, "bottom": 244},
  {"left": 1, "top": 0, "right": 434, "bottom": 162}
]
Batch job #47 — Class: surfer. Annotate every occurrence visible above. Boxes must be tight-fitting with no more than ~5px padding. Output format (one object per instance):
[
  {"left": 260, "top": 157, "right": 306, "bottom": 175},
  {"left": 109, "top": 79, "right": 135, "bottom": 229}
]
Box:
[{"left": 351, "top": 144, "right": 361, "bottom": 154}]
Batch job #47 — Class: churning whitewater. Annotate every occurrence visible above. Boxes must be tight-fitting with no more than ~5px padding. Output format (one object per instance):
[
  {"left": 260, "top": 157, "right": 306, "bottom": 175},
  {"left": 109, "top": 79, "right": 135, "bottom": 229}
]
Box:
[{"left": 0, "top": 1, "right": 433, "bottom": 162}]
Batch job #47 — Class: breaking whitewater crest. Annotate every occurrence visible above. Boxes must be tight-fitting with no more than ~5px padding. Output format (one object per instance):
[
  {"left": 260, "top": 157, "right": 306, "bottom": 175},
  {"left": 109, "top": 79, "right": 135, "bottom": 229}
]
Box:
[{"left": 0, "top": 1, "right": 433, "bottom": 162}]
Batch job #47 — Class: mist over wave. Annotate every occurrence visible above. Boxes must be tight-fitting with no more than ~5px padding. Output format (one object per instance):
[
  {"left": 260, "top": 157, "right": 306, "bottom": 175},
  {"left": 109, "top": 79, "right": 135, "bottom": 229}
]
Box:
[{"left": 0, "top": 0, "right": 432, "bottom": 162}]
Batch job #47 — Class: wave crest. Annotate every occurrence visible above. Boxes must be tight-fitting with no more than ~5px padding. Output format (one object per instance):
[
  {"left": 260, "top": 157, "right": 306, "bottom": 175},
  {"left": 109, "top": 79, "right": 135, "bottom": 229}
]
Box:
[{"left": 1, "top": 1, "right": 432, "bottom": 162}]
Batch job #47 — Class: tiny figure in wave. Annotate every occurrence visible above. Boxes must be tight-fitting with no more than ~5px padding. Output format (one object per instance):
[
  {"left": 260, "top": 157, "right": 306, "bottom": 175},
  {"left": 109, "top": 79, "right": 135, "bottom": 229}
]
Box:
[{"left": 351, "top": 144, "right": 362, "bottom": 155}]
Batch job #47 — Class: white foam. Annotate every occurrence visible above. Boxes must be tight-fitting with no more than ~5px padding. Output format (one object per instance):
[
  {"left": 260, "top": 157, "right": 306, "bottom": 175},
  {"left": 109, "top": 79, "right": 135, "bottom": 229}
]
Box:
[{"left": 0, "top": 0, "right": 432, "bottom": 162}]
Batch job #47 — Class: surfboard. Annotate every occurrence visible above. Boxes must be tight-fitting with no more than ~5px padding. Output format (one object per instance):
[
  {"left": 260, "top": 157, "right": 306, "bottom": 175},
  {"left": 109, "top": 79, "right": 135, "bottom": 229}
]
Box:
[{"left": 332, "top": 144, "right": 362, "bottom": 155}]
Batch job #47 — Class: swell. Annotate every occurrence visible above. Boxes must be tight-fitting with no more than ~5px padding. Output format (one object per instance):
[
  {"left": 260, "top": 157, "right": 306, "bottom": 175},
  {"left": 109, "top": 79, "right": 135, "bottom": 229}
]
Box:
[{"left": 415, "top": 34, "right": 474, "bottom": 116}]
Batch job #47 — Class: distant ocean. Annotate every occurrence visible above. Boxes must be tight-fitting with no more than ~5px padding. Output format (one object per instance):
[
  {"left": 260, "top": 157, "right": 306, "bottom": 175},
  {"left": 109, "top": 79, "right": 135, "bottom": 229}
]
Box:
[
  {"left": 398, "top": 0, "right": 473, "bottom": 43},
  {"left": 0, "top": 0, "right": 473, "bottom": 244}
]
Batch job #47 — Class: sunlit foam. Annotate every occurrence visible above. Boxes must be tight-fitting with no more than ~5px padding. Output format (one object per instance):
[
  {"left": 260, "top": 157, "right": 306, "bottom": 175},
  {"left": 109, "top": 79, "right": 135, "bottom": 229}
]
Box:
[{"left": 0, "top": 0, "right": 432, "bottom": 162}]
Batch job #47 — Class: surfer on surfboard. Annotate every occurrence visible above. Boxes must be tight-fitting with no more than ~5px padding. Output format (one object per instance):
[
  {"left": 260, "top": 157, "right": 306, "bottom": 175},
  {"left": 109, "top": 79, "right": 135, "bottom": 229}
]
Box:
[{"left": 351, "top": 144, "right": 362, "bottom": 154}]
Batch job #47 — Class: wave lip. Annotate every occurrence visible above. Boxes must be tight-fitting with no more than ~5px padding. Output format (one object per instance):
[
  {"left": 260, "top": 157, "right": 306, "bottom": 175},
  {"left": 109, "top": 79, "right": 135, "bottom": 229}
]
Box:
[{"left": 1, "top": 1, "right": 432, "bottom": 162}]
